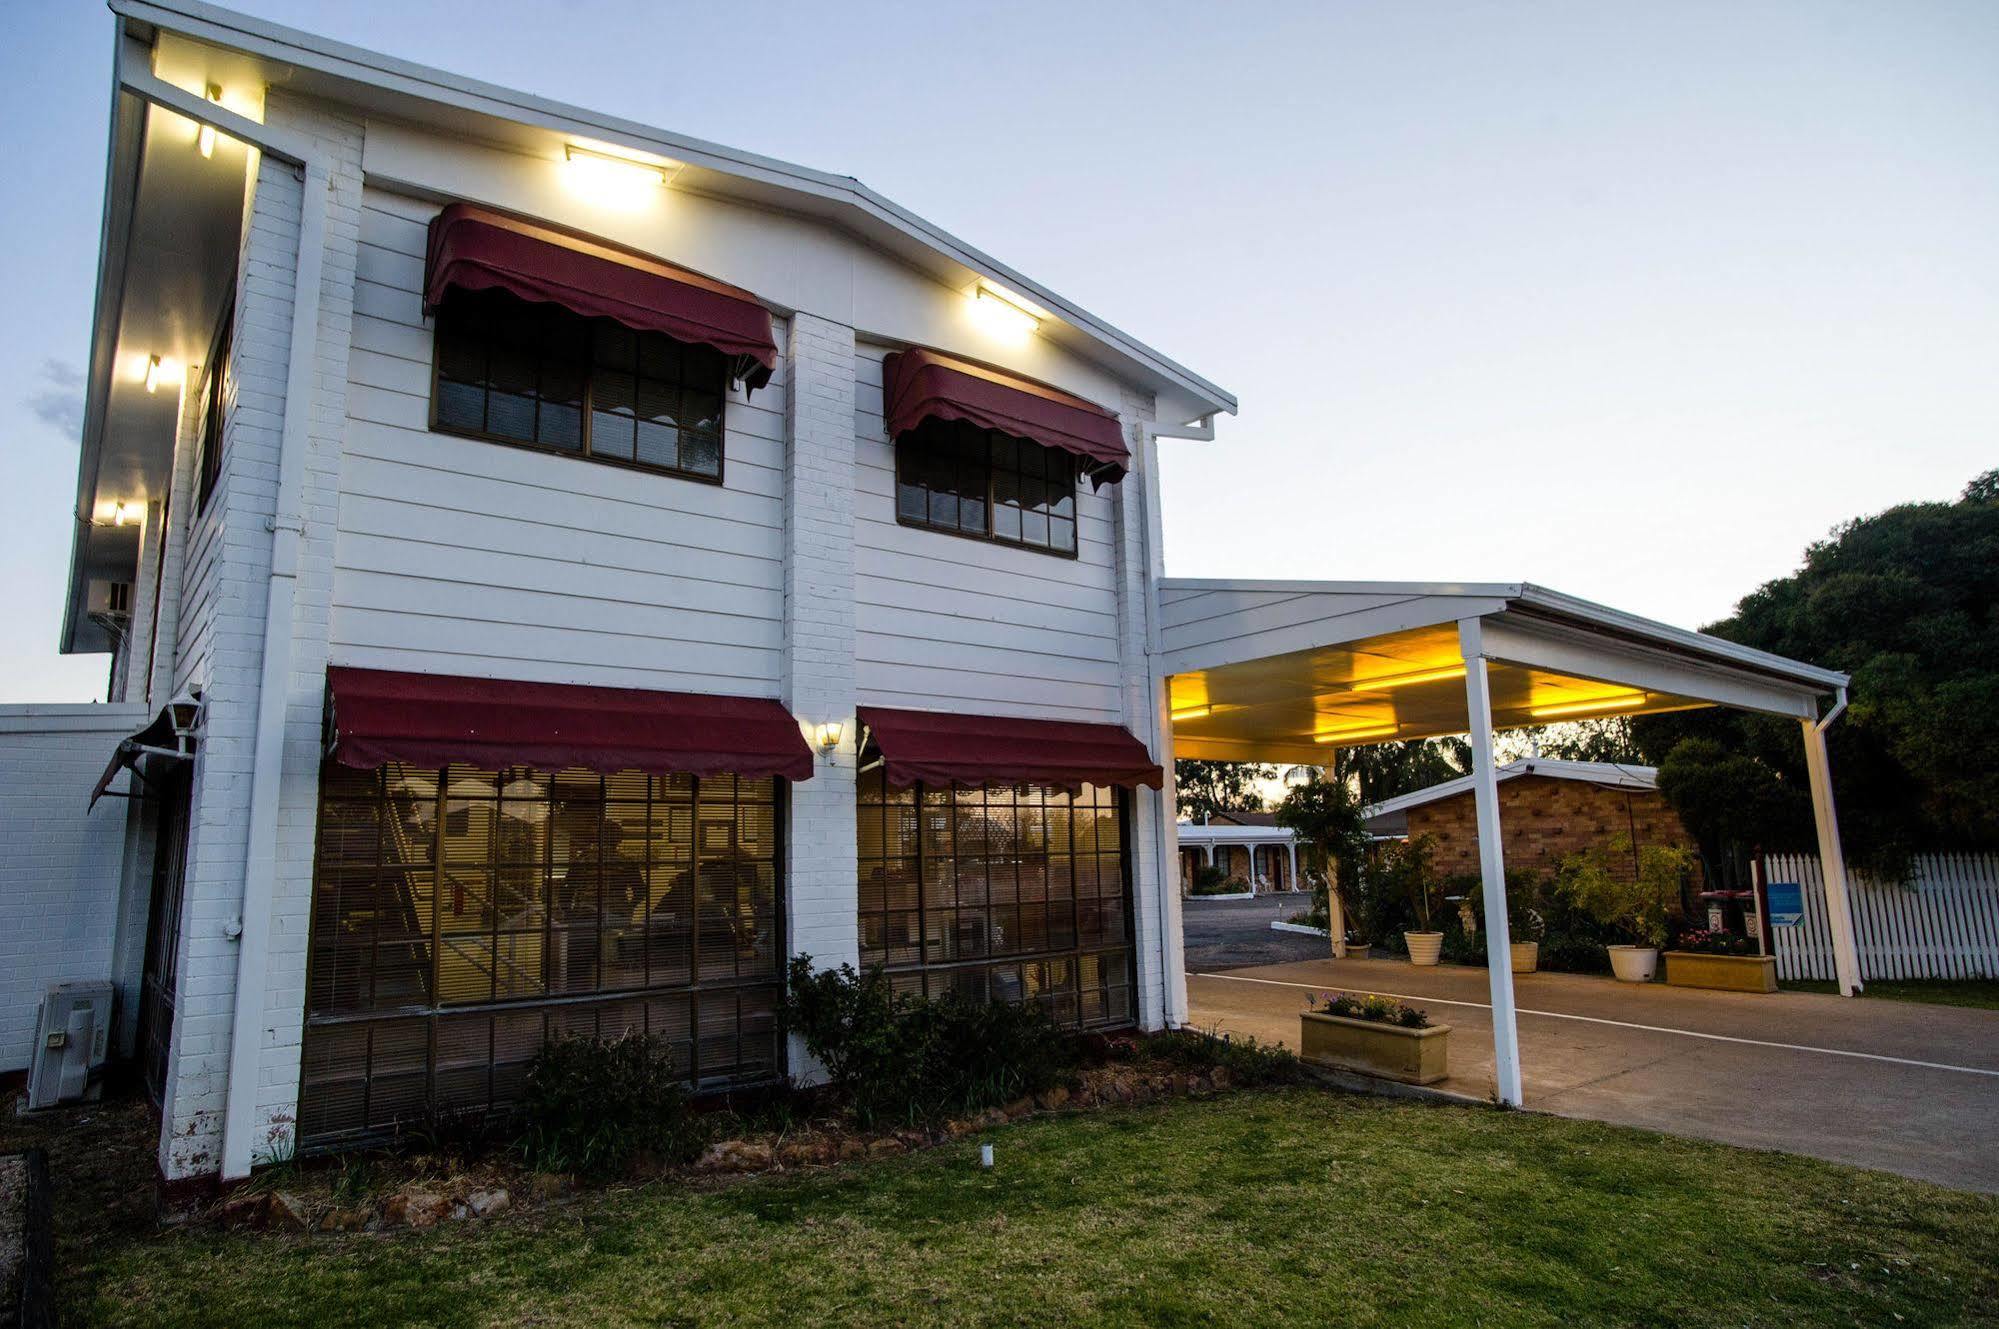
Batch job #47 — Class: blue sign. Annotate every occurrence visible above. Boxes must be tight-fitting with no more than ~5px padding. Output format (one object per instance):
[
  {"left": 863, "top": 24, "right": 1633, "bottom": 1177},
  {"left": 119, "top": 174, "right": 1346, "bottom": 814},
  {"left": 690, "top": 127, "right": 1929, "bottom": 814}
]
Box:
[{"left": 1766, "top": 881, "right": 1804, "bottom": 928}]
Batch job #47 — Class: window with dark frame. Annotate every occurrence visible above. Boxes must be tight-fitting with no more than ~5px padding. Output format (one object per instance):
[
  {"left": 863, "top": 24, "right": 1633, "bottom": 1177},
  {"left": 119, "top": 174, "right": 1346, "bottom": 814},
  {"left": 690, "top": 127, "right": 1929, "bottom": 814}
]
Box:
[
  {"left": 298, "top": 762, "right": 781, "bottom": 1149},
  {"left": 855, "top": 770, "right": 1135, "bottom": 1029},
  {"left": 894, "top": 417, "right": 1080, "bottom": 556},
  {"left": 431, "top": 287, "right": 728, "bottom": 482},
  {"left": 194, "top": 317, "right": 230, "bottom": 513}
]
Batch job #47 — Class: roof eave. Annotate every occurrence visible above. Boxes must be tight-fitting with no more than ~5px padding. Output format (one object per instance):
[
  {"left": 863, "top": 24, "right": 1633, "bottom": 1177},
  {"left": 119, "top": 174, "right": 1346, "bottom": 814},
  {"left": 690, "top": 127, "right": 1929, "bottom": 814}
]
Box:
[{"left": 108, "top": 0, "right": 1237, "bottom": 421}]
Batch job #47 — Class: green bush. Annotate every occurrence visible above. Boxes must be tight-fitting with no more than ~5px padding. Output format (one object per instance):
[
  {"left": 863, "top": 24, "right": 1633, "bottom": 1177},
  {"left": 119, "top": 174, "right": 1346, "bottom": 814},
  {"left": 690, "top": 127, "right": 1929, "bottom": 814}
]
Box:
[
  {"left": 1190, "top": 863, "right": 1230, "bottom": 893},
  {"left": 1137, "top": 1029, "right": 1304, "bottom": 1086},
  {"left": 516, "top": 1033, "right": 706, "bottom": 1177},
  {"left": 781, "top": 956, "right": 1079, "bottom": 1128},
  {"left": 1317, "top": 992, "right": 1431, "bottom": 1029}
]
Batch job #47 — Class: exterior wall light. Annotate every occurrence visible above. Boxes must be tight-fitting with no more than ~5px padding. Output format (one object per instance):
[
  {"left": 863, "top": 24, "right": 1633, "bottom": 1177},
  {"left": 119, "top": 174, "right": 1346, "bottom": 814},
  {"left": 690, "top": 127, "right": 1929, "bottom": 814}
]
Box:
[
  {"left": 144, "top": 354, "right": 162, "bottom": 394},
  {"left": 969, "top": 282, "right": 1041, "bottom": 341},
  {"left": 814, "top": 721, "right": 844, "bottom": 752},
  {"left": 197, "top": 83, "right": 223, "bottom": 158},
  {"left": 563, "top": 143, "right": 680, "bottom": 209}
]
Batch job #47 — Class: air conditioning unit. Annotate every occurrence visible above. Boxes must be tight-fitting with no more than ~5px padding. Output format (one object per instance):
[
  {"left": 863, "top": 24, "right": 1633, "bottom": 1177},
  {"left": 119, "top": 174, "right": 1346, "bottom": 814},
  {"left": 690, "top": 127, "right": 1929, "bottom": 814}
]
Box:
[{"left": 24, "top": 982, "right": 114, "bottom": 1110}]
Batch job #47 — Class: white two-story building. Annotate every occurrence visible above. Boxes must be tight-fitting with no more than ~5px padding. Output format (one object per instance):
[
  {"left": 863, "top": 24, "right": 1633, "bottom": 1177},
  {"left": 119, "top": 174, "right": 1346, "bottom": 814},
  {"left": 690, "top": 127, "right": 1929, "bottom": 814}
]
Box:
[{"left": 12, "top": 0, "right": 1869, "bottom": 1189}]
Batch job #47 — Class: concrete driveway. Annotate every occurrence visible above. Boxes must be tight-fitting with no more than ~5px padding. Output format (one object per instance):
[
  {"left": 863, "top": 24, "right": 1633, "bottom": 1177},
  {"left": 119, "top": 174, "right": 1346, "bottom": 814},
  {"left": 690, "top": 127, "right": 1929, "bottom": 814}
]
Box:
[{"left": 1187, "top": 952, "right": 1999, "bottom": 1194}]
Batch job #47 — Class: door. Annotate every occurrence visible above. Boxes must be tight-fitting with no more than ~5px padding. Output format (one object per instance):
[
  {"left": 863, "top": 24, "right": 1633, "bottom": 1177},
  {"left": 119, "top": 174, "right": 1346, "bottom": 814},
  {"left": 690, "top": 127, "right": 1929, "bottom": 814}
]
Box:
[{"left": 138, "top": 767, "right": 193, "bottom": 1108}]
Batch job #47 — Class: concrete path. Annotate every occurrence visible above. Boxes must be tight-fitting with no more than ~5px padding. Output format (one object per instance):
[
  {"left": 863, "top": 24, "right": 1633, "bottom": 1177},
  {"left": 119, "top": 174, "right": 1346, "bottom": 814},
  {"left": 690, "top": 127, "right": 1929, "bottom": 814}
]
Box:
[{"left": 1187, "top": 955, "right": 1999, "bottom": 1194}]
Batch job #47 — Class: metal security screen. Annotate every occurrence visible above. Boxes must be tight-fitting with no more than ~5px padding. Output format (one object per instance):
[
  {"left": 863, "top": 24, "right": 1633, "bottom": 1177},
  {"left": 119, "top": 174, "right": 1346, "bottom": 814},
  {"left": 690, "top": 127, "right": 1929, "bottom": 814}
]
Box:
[
  {"left": 299, "top": 763, "right": 781, "bottom": 1148},
  {"left": 855, "top": 771, "right": 1134, "bottom": 1028}
]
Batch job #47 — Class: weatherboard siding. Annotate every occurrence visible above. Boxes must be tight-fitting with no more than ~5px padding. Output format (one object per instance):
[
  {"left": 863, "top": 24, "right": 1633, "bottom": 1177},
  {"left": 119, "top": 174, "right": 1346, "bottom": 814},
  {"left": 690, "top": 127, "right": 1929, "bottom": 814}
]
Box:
[
  {"left": 330, "top": 189, "right": 788, "bottom": 696},
  {"left": 852, "top": 343, "right": 1126, "bottom": 723}
]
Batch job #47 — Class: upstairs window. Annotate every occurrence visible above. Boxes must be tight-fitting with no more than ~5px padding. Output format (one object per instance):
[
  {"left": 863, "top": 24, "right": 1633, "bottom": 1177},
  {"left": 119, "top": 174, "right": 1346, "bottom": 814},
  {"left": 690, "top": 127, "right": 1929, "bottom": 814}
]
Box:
[
  {"left": 194, "top": 315, "right": 231, "bottom": 513},
  {"left": 895, "top": 418, "right": 1078, "bottom": 556},
  {"left": 432, "top": 288, "right": 727, "bottom": 483}
]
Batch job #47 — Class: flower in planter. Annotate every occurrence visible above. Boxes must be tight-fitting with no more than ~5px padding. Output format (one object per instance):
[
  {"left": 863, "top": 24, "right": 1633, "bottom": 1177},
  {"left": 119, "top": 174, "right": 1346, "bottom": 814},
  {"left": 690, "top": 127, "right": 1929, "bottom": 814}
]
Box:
[
  {"left": 1674, "top": 928, "right": 1757, "bottom": 956},
  {"left": 1313, "top": 991, "right": 1431, "bottom": 1029}
]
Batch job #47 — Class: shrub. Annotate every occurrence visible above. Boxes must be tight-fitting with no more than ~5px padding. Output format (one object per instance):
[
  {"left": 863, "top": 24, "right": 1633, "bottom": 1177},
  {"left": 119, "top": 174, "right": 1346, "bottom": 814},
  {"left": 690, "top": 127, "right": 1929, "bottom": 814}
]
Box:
[
  {"left": 1137, "top": 1029, "right": 1304, "bottom": 1086},
  {"left": 1190, "top": 863, "right": 1230, "bottom": 893},
  {"left": 781, "top": 956, "right": 1079, "bottom": 1128},
  {"left": 1554, "top": 839, "right": 1691, "bottom": 949},
  {"left": 1315, "top": 992, "right": 1431, "bottom": 1029},
  {"left": 516, "top": 1033, "right": 705, "bottom": 1177}
]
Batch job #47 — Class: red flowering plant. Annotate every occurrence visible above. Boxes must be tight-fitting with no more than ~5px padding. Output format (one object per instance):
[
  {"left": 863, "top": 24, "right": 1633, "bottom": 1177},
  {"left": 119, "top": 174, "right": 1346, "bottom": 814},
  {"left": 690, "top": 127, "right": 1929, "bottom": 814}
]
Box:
[{"left": 1673, "top": 927, "right": 1757, "bottom": 956}]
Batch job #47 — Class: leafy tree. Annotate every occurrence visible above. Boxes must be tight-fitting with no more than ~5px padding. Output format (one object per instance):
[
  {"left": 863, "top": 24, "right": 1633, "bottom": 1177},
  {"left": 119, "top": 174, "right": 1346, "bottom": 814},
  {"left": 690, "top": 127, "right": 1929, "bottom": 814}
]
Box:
[
  {"left": 1634, "top": 468, "right": 1999, "bottom": 876},
  {"left": 1332, "top": 738, "right": 1469, "bottom": 807},
  {"left": 1273, "top": 771, "right": 1372, "bottom": 931},
  {"left": 1174, "top": 759, "right": 1275, "bottom": 821},
  {"left": 1538, "top": 717, "right": 1643, "bottom": 764}
]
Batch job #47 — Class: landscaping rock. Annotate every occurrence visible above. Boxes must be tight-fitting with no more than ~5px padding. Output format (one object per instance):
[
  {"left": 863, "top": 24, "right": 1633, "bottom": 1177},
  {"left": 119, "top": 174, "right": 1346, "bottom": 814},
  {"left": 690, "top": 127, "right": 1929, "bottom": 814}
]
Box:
[
  {"left": 317, "top": 1207, "right": 369, "bottom": 1233},
  {"left": 528, "top": 1173, "right": 574, "bottom": 1201},
  {"left": 1033, "top": 1085, "right": 1070, "bottom": 1111},
  {"left": 1002, "top": 1097, "right": 1034, "bottom": 1119},
  {"left": 467, "top": 1187, "right": 511, "bottom": 1218},
  {"left": 214, "top": 1192, "right": 269, "bottom": 1229},
  {"left": 835, "top": 1138, "right": 868, "bottom": 1162},
  {"left": 865, "top": 1138, "right": 904, "bottom": 1159},
  {"left": 267, "top": 1191, "right": 313, "bottom": 1231},
  {"left": 1210, "top": 1067, "right": 1233, "bottom": 1091},
  {"left": 699, "top": 1140, "right": 776, "bottom": 1173},
  {"left": 777, "top": 1139, "right": 833, "bottom": 1168},
  {"left": 383, "top": 1190, "right": 449, "bottom": 1230}
]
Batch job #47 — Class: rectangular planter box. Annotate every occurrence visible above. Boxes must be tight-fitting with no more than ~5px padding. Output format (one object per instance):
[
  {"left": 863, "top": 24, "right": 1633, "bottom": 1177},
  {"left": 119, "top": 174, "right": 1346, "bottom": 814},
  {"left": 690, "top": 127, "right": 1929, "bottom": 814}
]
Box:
[
  {"left": 1663, "top": 951, "right": 1777, "bottom": 993},
  {"left": 1299, "top": 1011, "right": 1450, "bottom": 1085}
]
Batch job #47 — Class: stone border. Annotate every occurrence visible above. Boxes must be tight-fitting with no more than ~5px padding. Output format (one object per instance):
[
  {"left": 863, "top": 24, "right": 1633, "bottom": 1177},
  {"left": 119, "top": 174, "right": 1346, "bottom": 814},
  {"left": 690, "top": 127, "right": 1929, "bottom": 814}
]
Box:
[{"left": 1188, "top": 891, "right": 1256, "bottom": 902}]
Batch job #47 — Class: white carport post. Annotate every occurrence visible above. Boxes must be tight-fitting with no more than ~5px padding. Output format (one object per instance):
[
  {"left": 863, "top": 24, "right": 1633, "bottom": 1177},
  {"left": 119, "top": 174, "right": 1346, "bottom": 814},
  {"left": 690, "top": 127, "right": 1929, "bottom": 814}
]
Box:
[
  {"left": 1459, "top": 619, "right": 1524, "bottom": 1107},
  {"left": 1800, "top": 709, "right": 1864, "bottom": 996}
]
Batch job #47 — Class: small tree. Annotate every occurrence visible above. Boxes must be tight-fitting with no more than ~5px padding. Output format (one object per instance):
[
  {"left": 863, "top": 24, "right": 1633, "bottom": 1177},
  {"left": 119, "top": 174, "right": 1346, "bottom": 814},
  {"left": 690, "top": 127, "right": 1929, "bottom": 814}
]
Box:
[
  {"left": 1174, "top": 759, "right": 1275, "bottom": 822},
  {"left": 1554, "top": 838, "right": 1691, "bottom": 949},
  {"left": 1273, "top": 772, "right": 1370, "bottom": 934}
]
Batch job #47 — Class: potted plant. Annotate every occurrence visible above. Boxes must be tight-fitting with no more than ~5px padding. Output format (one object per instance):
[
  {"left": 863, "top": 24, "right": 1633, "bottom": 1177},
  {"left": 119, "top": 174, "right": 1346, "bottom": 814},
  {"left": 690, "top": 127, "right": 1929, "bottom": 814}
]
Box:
[
  {"left": 1665, "top": 928, "right": 1777, "bottom": 993},
  {"left": 1555, "top": 841, "right": 1688, "bottom": 983},
  {"left": 1300, "top": 992, "right": 1449, "bottom": 1084},
  {"left": 1371, "top": 835, "right": 1444, "bottom": 965},
  {"left": 1505, "top": 869, "right": 1545, "bottom": 973}
]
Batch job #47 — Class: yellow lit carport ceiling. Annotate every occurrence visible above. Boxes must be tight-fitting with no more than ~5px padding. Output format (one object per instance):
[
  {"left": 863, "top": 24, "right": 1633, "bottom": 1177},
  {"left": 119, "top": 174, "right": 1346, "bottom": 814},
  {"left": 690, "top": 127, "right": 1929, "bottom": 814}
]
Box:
[{"left": 1167, "top": 624, "right": 1710, "bottom": 765}]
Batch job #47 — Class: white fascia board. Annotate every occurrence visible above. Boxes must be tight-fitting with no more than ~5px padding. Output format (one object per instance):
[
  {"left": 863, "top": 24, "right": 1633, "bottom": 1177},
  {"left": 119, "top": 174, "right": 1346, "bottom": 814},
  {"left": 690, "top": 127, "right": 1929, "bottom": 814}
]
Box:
[
  {"left": 109, "top": 0, "right": 1236, "bottom": 422},
  {"left": 1480, "top": 614, "right": 1823, "bottom": 720},
  {"left": 1159, "top": 577, "right": 1525, "bottom": 600},
  {"left": 1509, "top": 584, "right": 1848, "bottom": 693},
  {"left": 1360, "top": 759, "right": 1658, "bottom": 820}
]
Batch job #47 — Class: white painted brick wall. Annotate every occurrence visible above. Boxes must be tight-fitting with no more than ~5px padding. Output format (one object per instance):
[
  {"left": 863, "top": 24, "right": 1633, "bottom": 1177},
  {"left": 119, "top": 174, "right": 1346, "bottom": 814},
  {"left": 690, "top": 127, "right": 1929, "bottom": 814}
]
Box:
[
  {"left": 780, "top": 313, "right": 860, "bottom": 1077},
  {"left": 0, "top": 705, "right": 148, "bottom": 1072},
  {"left": 156, "top": 93, "right": 363, "bottom": 1179}
]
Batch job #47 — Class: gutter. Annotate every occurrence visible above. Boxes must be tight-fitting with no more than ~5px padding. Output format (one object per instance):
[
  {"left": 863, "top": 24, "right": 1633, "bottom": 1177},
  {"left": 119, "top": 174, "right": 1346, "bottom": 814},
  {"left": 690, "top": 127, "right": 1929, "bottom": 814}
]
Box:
[{"left": 118, "top": 37, "right": 329, "bottom": 1181}]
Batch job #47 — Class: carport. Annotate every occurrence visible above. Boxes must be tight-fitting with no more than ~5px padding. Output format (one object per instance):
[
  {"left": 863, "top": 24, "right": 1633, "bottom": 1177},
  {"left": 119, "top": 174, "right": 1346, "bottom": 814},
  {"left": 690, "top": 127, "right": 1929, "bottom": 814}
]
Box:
[{"left": 1154, "top": 578, "right": 1858, "bottom": 1106}]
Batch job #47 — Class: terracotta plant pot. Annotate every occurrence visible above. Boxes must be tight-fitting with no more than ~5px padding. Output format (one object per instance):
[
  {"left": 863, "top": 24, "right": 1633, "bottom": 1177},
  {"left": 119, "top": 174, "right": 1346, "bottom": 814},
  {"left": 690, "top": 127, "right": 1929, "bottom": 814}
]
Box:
[
  {"left": 1300, "top": 1010, "right": 1450, "bottom": 1085},
  {"left": 1664, "top": 951, "right": 1777, "bottom": 993},
  {"left": 1510, "top": 940, "right": 1539, "bottom": 973},
  {"left": 1607, "top": 945, "right": 1659, "bottom": 983},
  {"left": 1404, "top": 931, "right": 1444, "bottom": 966}
]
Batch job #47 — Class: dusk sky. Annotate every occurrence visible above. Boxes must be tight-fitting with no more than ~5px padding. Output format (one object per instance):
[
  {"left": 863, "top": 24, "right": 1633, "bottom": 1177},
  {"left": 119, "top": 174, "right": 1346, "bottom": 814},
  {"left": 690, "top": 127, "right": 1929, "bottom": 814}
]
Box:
[{"left": 2, "top": 0, "right": 1994, "bottom": 701}]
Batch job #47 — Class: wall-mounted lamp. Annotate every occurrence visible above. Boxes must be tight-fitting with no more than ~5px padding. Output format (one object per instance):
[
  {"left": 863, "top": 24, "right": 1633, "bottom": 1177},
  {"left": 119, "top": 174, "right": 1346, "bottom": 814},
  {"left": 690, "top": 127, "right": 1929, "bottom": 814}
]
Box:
[
  {"left": 814, "top": 721, "right": 844, "bottom": 753},
  {"left": 969, "top": 282, "right": 1041, "bottom": 341},
  {"left": 143, "top": 355, "right": 162, "bottom": 394},
  {"left": 1529, "top": 694, "right": 1647, "bottom": 719},
  {"left": 563, "top": 143, "right": 679, "bottom": 210},
  {"left": 197, "top": 83, "right": 223, "bottom": 158}
]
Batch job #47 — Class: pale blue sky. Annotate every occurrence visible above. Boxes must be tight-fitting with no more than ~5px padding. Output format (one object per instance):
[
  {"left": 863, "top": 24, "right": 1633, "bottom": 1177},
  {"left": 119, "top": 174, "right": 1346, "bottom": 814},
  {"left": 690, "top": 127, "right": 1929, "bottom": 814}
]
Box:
[{"left": 3, "top": 1, "right": 1994, "bottom": 700}]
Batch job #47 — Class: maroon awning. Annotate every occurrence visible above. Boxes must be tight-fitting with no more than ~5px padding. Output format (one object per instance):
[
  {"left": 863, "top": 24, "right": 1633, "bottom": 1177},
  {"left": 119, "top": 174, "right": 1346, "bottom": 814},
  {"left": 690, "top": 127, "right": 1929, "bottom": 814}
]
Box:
[
  {"left": 882, "top": 348, "right": 1130, "bottom": 486},
  {"left": 327, "top": 667, "right": 813, "bottom": 782},
  {"left": 424, "top": 202, "right": 778, "bottom": 390},
  {"left": 858, "top": 705, "right": 1162, "bottom": 791}
]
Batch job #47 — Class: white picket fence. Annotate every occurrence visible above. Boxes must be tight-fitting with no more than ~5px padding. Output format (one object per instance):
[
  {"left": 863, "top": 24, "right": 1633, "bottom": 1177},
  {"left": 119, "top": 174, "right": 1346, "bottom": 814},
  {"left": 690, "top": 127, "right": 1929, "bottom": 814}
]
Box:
[{"left": 1764, "top": 852, "right": 1999, "bottom": 982}]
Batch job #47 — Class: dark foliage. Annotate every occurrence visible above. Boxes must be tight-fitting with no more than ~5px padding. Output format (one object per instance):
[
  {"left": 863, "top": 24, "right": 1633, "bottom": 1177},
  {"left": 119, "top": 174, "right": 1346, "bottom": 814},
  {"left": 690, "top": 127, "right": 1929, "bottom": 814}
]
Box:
[
  {"left": 1673, "top": 928, "right": 1758, "bottom": 956},
  {"left": 1635, "top": 469, "right": 1999, "bottom": 876},
  {"left": 1316, "top": 992, "right": 1431, "bottom": 1029},
  {"left": 1175, "top": 760, "right": 1275, "bottom": 822},
  {"left": 781, "top": 957, "right": 1079, "bottom": 1128},
  {"left": 516, "top": 1033, "right": 705, "bottom": 1177},
  {"left": 1136, "top": 1029, "right": 1305, "bottom": 1086}
]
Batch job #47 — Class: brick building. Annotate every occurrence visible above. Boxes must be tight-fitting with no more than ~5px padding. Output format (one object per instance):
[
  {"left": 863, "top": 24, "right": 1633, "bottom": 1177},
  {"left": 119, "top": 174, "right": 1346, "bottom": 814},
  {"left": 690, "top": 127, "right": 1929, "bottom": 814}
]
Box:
[{"left": 1363, "top": 760, "right": 1700, "bottom": 886}]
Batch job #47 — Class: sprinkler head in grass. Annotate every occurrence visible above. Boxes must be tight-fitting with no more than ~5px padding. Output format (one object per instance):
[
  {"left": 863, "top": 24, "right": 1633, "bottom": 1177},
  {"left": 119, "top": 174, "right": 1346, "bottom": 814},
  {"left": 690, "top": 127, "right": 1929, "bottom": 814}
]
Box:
[{"left": 979, "top": 1143, "right": 994, "bottom": 1170}]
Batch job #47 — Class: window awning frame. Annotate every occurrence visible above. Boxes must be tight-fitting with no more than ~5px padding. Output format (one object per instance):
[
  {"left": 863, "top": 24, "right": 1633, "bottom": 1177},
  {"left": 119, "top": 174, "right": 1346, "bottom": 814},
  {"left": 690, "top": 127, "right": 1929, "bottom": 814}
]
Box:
[
  {"left": 857, "top": 705, "right": 1163, "bottom": 793},
  {"left": 882, "top": 348, "right": 1131, "bottom": 487},
  {"left": 424, "top": 201, "right": 779, "bottom": 392}
]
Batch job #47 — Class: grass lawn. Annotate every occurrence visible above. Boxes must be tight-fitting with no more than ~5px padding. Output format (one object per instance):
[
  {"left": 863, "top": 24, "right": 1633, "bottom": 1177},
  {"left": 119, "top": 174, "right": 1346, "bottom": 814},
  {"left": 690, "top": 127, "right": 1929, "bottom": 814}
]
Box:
[
  {"left": 1783, "top": 978, "right": 1999, "bottom": 1010},
  {"left": 67, "top": 1089, "right": 1999, "bottom": 1328}
]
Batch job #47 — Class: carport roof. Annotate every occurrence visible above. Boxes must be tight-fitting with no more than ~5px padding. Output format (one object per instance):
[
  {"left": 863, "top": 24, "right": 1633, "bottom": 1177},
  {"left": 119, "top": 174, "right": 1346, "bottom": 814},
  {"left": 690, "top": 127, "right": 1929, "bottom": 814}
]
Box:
[{"left": 1158, "top": 579, "right": 1847, "bottom": 766}]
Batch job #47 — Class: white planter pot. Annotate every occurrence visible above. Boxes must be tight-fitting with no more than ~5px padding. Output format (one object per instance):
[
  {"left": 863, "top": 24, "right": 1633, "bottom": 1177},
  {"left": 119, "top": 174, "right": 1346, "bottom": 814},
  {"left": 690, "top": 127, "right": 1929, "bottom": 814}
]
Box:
[
  {"left": 1404, "top": 931, "right": 1444, "bottom": 966},
  {"left": 1510, "top": 940, "right": 1539, "bottom": 973},
  {"left": 1608, "top": 945, "right": 1659, "bottom": 983}
]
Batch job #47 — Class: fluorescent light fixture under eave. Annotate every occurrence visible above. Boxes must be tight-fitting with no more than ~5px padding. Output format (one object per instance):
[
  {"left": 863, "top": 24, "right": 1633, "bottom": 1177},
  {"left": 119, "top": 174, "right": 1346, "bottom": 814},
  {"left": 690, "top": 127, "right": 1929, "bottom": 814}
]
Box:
[
  {"left": 565, "top": 143, "right": 678, "bottom": 186},
  {"left": 1529, "top": 694, "right": 1648, "bottom": 719},
  {"left": 970, "top": 283, "right": 1041, "bottom": 340},
  {"left": 1313, "top": 724, "right": 1400, "bottom": 744},
  {"left": 1350, "top": 665, "right": 1467, "bottom": 692},
  {"left": 1170, "top": 705, "right": 1211, "bottom": 722}
]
